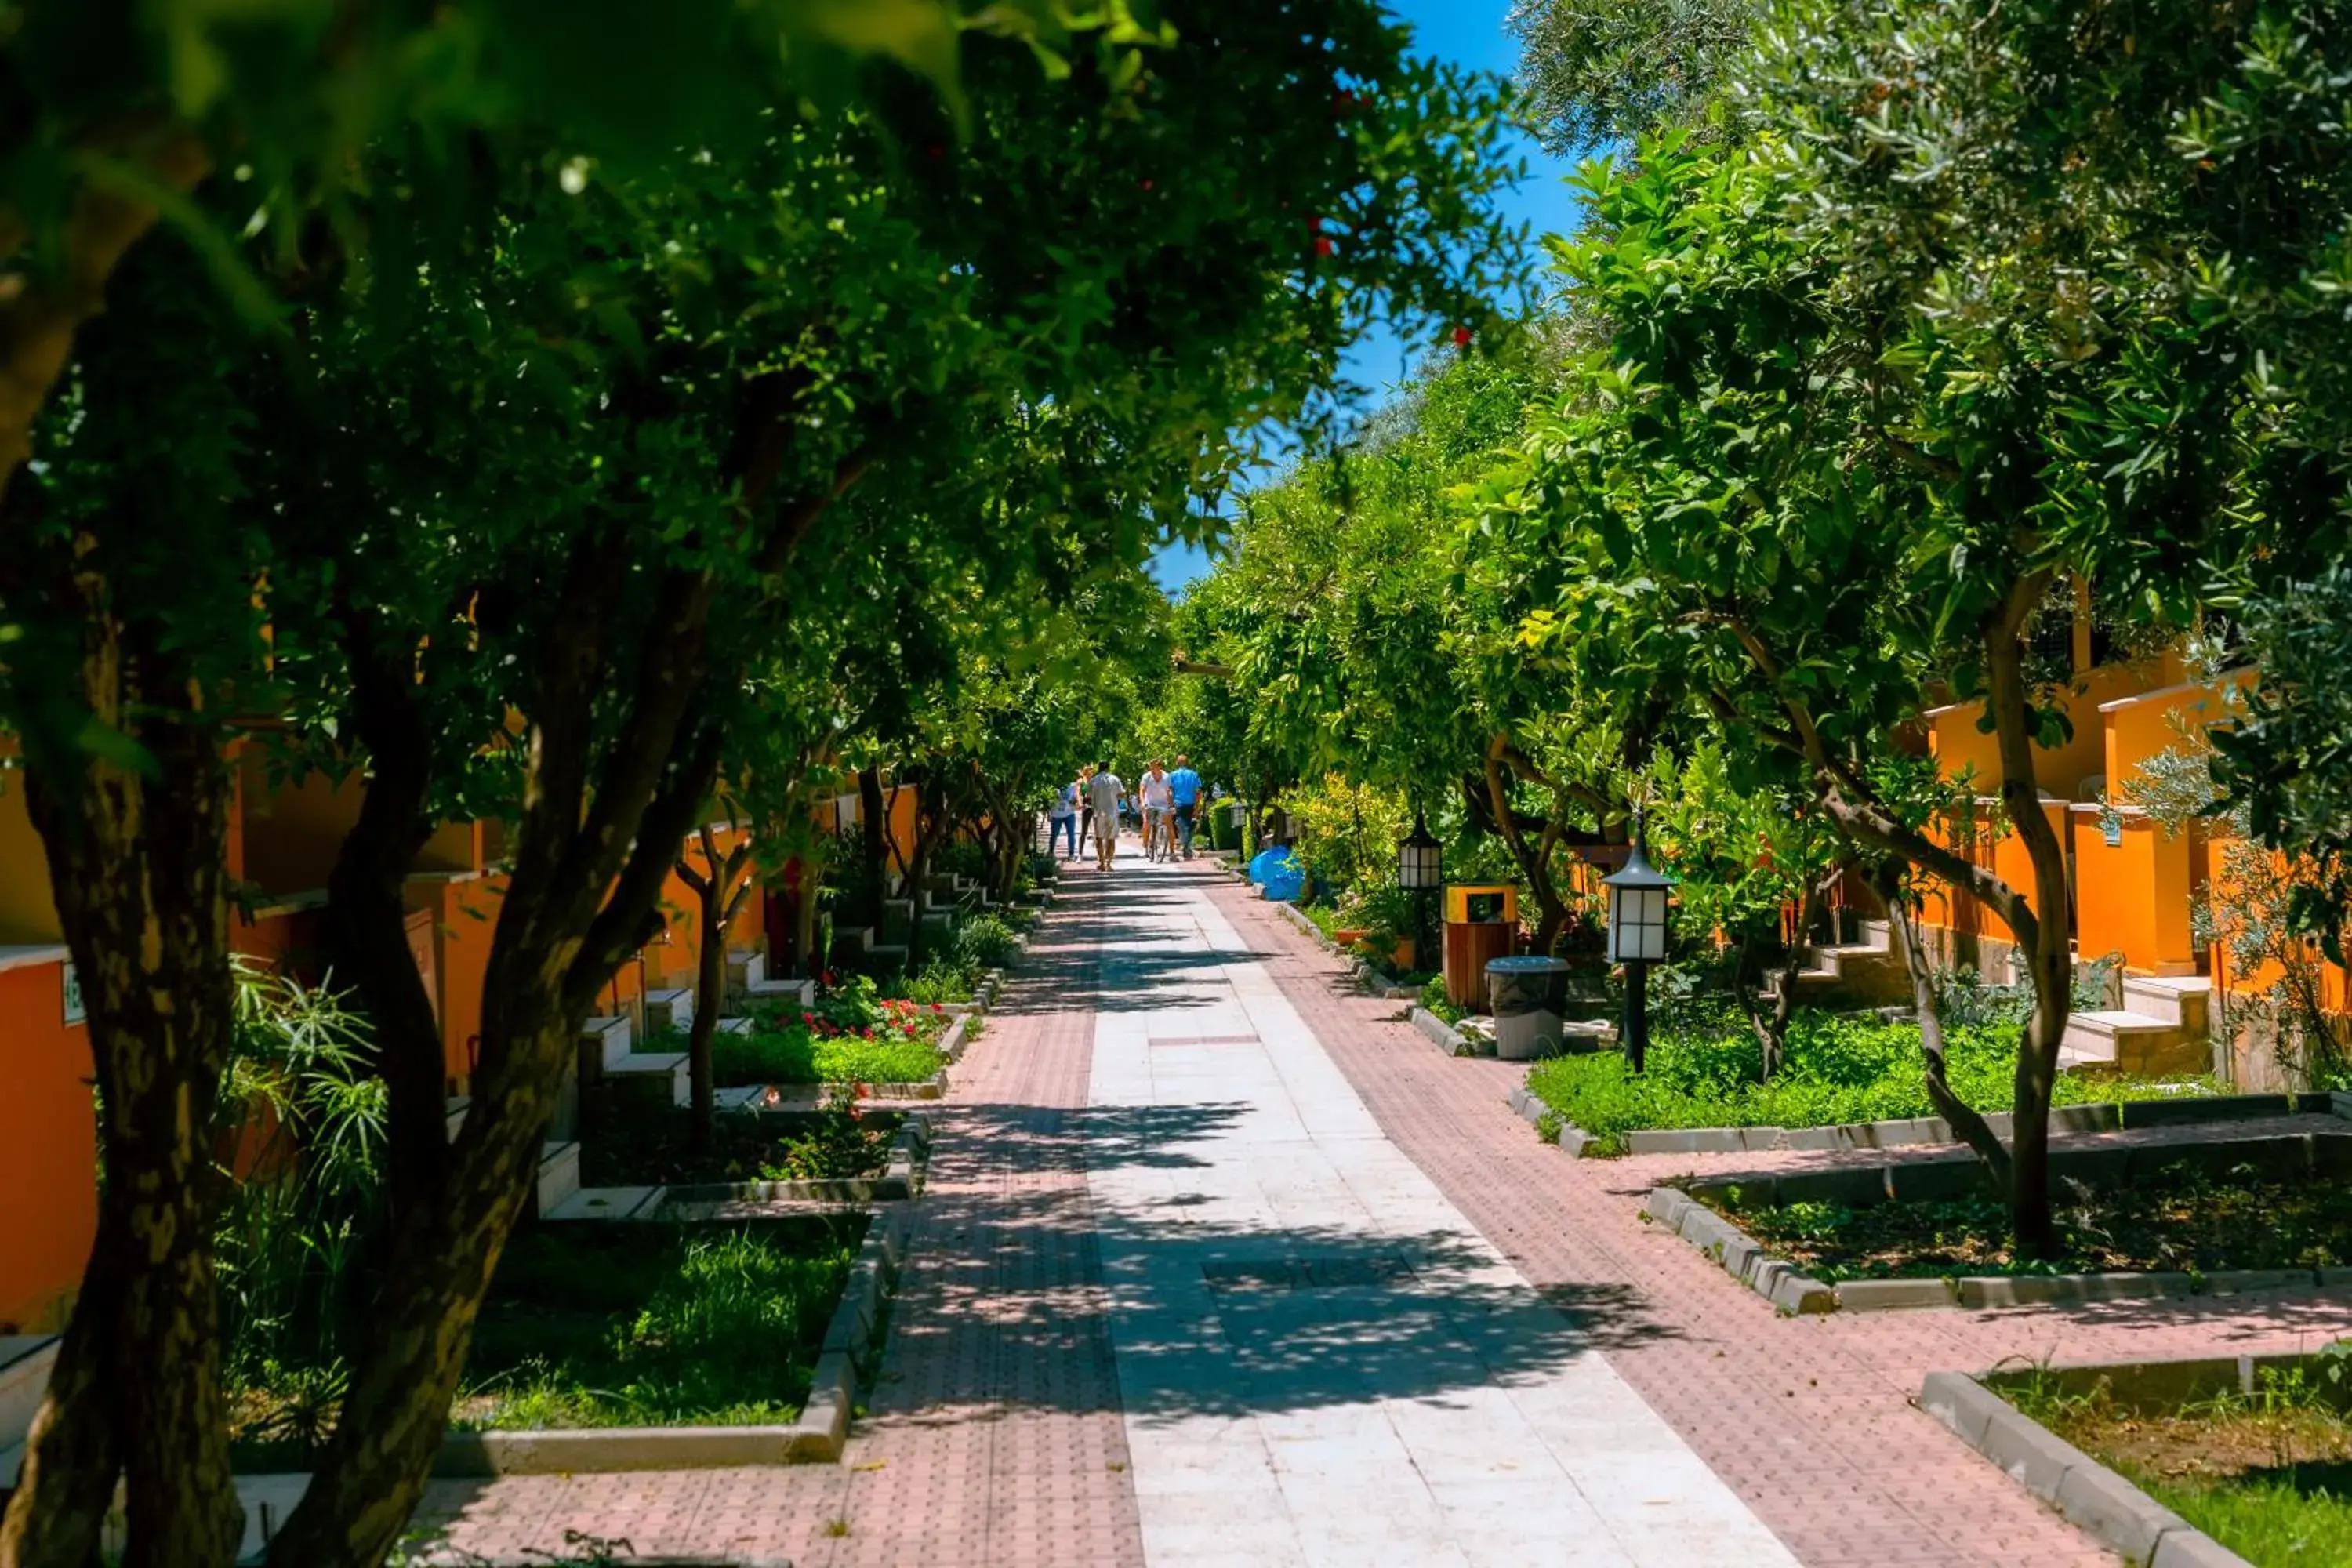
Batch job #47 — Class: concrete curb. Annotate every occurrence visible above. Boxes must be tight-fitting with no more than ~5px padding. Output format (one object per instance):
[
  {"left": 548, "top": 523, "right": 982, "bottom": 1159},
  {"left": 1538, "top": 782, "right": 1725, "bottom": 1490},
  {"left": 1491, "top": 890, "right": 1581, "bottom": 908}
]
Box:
[
  {"left": 1506, "top": 1084, "right": 1598, "bottom": 1156},
  {"left": 433, "top": 1202, "right": 914, "bottom": 1475},
  {"left": 664, "top": 1116, "right": 932, "bottom": 1206},
  {"left": 1918, "top": 1369, "right": 2249, "bottom": 1566},
  {"left": 1655, "top": 1142, "right": 2352, "bottom": 1314},
  {"left": 1409, "top": 1006, "right": 1475, "bottom": 1056},
  {"left": 1615, "top": 1090, "right": 2347, "bottom": 1157},
  {"left": 1642, "top": 1186, "right": 1836, "bottom": 1315}
]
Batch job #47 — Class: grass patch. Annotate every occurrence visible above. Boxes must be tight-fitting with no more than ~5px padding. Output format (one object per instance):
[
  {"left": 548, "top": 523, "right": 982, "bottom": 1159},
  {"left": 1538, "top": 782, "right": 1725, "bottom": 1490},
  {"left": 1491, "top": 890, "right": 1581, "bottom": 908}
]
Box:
[
  {"left": 580, "top": 1102, "right": 902, "bottom": 1188},
  {"left": 1526, "top": 1007, "right": 2210, "bottom": 1152},
  {"left": 229, "top": 1216, "right": 862, "bottom": 1464},
  {"left": 712, "top": 1025, "right": 943, "bottom": 1088},
  {"left": 1721, "top": 1160, "right": 2352, "bottom": 1281},
  {"left": 458, "top": 1217, "right": 862, "bottom": 1429},
  {"left": 2007, "top": 1350, "right": 2352, "bottom": 1566}
]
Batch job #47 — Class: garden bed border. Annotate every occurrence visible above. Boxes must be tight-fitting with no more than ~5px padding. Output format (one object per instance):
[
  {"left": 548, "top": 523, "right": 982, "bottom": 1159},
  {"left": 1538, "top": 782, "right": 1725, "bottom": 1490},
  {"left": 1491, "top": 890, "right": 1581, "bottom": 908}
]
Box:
[
  {"left": 659, "top": 1114, "right": 932, "bottom": 1206},
  {"left": 1910, "top": 1353, "right": 2350, "bottom": 1567},
  {"left": 1533, "top": 1088, "right": 2351, "bottom": 1161},
  {"left": 432, "top": 1200, "right": 914, "bottom": 1475},
  {"left": 1642, "top": 1128, "right": 2352, "bottom": 1316}
]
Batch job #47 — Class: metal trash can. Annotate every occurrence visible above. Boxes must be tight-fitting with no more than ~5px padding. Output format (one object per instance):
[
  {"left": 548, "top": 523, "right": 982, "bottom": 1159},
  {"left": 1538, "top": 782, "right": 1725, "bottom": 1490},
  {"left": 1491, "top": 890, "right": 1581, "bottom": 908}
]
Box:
[{"left": 1486, "top": 956, "right": 1573, "bottom": 1061}]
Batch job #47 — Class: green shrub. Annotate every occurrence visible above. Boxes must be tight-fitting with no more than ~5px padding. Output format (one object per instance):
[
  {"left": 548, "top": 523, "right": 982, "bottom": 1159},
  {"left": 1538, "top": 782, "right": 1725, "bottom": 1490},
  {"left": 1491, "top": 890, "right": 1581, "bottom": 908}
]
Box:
[
  {"left": 1526, "top": 1006, "right": 2212, "bottom": 1149},
  {"left": 953, "top": 913, "right": 1019, "bottom": 971}
]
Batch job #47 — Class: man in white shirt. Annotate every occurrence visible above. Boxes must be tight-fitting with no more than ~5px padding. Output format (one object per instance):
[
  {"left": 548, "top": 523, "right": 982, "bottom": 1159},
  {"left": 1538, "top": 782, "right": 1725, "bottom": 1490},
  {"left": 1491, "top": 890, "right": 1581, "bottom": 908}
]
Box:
[
  {"left": 1086, "top": 766, "right": 1126, "bottom": 870},
  {"left": 1136, "top": 760, "right": 1175, "bottom": 862}
]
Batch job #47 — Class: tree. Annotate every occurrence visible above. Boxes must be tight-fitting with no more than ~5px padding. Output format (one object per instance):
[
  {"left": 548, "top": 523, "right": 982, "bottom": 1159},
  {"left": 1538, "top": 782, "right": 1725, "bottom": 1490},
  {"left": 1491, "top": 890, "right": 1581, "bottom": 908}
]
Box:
[
  {"left": 1507, "top": 0, "right": 1755, "bottom": 153},
  {"left": 4, "top": 9, "right": 1529, "bottom": 1563},
  {"left": 1506, "top": 0, "right": 2256, "bottom": 1255},
  {"left": 0, "top": 0, "right": 1054, "bottom": 506},
  {"left": 674, "top": 824, "right": 759, "bottom": 1151}
]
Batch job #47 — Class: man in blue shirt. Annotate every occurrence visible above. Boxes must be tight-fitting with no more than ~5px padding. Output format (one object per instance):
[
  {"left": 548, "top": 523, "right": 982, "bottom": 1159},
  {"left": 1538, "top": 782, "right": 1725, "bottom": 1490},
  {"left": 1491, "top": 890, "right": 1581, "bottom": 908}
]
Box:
[{"left": 1167, "top": 754, "right": 1204, "bottom": 860}]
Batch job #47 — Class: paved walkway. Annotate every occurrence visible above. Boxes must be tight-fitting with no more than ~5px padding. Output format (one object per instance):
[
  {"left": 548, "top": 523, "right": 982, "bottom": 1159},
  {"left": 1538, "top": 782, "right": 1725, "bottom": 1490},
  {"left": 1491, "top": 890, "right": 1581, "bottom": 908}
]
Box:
[
  {"left": 418, "top": 848, "right": 2352, "bottom": 1566},
  {"left": 1202, "top": 866, "right": 2352, "bottom": 1568},
  {"left": 1085, "top": 862, "right": 1793, "bottom": 1566}
]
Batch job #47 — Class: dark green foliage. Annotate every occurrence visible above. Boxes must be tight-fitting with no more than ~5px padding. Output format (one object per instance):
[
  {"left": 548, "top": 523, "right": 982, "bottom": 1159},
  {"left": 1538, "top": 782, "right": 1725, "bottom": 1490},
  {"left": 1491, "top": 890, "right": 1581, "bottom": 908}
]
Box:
[
  {"left": 1732, "top": 1163, "right": 2352, "bottom": 1282},
  {"left": 1527, "top": 1008, "right": 2205, "bottom": 1149}
]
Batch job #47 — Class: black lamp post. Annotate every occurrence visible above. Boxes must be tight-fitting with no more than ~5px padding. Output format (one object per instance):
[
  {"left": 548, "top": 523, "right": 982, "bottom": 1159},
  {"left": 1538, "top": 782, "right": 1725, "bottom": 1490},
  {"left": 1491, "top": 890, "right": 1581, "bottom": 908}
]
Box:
[
  {"left": 1398, "top": 811, "right": 1443, "bottom": 972},
  {"left": 1602, "top": 809, "right": 1674, "bottom": 1073}
]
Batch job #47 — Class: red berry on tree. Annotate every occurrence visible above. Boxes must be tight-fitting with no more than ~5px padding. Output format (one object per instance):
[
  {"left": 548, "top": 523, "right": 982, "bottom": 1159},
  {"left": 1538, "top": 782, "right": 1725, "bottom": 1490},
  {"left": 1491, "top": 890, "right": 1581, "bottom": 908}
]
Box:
[
  {"left": 1314, "top": 236, "right": 1334, "bottom": 257},
  {"left": 1453, "top": 326, "right": 1472, "bottom": 347}
]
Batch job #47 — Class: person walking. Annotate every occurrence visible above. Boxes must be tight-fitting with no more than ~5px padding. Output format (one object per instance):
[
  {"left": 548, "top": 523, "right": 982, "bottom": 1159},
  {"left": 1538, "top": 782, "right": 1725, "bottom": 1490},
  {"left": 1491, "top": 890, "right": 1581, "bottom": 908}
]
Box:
[
  {"left": 1137, "top": 760, "right": 1175, "bottom": 862},
  {"left": 1048, "top": 773, "right": 1080, "bottom": 861},
  {"left": 1076, "top": 765, "right": 1097, "bottom": 858},
  {"left": 1167, "top": 753, "right": 1203, "bottom": 859},
  {"left": 1086, "top": 764, "right": 1126, "bottom": 871}
]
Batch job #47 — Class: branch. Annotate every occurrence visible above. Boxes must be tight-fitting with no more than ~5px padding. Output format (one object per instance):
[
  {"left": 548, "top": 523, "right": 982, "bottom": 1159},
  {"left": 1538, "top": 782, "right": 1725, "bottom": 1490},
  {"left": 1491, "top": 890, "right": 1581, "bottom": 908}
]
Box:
[{"left": 0, "top": 120, "right": 212, "bottom": 497}]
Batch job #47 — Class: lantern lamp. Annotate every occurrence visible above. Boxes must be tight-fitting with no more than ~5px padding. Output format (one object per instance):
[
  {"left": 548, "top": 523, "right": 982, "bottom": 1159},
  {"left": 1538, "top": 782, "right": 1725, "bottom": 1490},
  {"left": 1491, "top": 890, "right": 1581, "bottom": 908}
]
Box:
[
  {"left": 1397, "top": 812, "right": 1443, "bottom": 891},
  {"left": 1601, "top": 810, "right": 1676, "bottom": 1071}
]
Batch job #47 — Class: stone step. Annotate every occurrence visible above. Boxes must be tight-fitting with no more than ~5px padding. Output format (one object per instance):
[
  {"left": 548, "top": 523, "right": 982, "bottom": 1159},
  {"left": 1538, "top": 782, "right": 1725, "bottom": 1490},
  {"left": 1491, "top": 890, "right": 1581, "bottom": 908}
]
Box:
[
  {"left": 445, "top": 1094, "right": 471, "bottom": 1140},
  {"left": 544, "top": 1184, "right": 666, "bottom": 1221},
  {"left": 536, "top": 1140, "right": 581, "bottom": 1215},
  {"left": 641, "top": 985, "right": 695, "bottom": 1034},
  {"left": 833, "top": 926, "right": 874, "bottom": 960},
  {"left": 724, "top": 948, "right": 767, "bottom": 993},
  {"left": 746, "top": 976, "right": 815, "bottom": 1007},
  {"left": 605, "top": 1049, "right": 691, "bottom": 1108},
  {"left": 714, "top": 1016, "right": 755, "bottom": 1036},
  {"left": 2060, "top": 1008, "right": 2209, "bottom": 1076},
  {"left": 580, "top": 1013, "right": 633, "bottom": 1068},
  {"left": 2120, "top": 975, "right": 2212, "bottom": 1034}
]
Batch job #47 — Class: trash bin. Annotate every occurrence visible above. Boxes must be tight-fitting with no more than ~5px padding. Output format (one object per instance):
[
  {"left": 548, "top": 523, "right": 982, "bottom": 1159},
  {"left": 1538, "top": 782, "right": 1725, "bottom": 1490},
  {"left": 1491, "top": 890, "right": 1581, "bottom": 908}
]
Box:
[
  {"left": 1486, "top": 956, "right": 1573, "bottom": 1061},
  {"left": 1443, "top": 884, "right": 1519, "bottom": 1009}
]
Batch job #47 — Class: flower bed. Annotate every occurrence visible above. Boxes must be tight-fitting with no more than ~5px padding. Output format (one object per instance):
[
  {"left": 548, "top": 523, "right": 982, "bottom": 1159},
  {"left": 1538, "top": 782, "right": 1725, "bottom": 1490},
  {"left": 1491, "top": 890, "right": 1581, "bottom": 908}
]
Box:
[
  {"left": 1527, "top": 1008, "right": 2209, "bottom": 1155},
  {"left": 731, "top": 976, "right": 949, "bottom": 1087}
]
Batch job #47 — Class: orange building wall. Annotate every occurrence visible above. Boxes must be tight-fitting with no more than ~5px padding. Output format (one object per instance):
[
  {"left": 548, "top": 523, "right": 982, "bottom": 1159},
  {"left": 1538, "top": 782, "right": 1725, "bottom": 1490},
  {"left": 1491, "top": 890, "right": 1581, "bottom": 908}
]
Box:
[
  {"left": 0, "top": 959, "right": 94, "bottom": 1332},
  {"left": 2071, "top": 809, "right": 2197, "bottom": 974},
  {"left": 418, "top": 873, "right": 505, "bottom": 1093}
]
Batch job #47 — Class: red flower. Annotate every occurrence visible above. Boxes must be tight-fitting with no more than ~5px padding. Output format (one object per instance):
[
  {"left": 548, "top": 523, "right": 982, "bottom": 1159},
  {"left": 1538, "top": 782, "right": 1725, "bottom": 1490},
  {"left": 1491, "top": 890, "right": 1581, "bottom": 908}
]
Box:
[
  {"left": 931, "top": 1002, "right": 946, "bottom": 1014},
  {"left": 1453, "top": 325, "right": 1472, "bottom": 348},
  {"left": 1314, "top": 237, "right": 1334, "bottom": 257}
]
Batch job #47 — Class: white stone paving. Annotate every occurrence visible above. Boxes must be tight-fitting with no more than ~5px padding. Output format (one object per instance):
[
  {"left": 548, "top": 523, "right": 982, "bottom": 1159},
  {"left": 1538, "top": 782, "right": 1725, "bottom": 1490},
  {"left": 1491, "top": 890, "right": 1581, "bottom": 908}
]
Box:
[{"left": 1083, "top": 860, "right": 1798, "bottom": 1568}]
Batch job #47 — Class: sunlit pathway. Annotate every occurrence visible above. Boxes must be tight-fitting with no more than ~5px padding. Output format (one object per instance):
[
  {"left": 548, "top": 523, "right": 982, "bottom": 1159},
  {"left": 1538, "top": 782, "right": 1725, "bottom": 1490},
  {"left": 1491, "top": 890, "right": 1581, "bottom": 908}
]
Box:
[{"left": 1083, "top": 851, "right": 1797, "bottom": 1567}]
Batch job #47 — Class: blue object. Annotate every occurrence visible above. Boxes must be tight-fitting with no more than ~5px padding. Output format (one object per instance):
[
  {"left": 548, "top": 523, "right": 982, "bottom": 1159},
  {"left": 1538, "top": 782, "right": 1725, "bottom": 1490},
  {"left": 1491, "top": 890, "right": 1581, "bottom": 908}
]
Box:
[
  {"left": 1249, "top": 847, "right": 1305, "bottom": 902},
  {"left": 1168, "top": 766, "right": 1203, "bottom": 807}
]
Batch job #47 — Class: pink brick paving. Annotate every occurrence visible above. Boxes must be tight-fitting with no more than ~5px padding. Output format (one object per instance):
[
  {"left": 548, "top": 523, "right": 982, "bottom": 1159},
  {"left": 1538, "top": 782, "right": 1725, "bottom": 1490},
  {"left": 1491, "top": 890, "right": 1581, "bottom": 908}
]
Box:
[
  {"left": 1199, "top": 865, "right": 2352, "bottom": 1568},
  {"left": 411, "top": 875, "right": 1147, "bottom": 1568}
]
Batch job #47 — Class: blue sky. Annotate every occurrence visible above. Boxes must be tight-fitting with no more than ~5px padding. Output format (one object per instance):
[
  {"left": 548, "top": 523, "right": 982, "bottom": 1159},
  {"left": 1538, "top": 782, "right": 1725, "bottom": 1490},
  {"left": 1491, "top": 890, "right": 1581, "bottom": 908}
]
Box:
[{"left": 1147, "top": 0, "right": 1583, "bottom": 594}]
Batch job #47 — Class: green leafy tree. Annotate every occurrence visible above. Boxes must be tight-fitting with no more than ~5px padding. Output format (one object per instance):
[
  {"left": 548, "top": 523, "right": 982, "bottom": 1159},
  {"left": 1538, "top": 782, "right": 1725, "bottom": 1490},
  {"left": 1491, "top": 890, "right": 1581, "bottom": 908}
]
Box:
[
  {"left": 1508, "top": 0, "right": 1755, "bottom": 152},
  {"left": 4, "top": 12, "right": 1527, "bottom": 1562},
  {"left": 1508, "top": 0, "right": 2256, "bottom": 1254}
]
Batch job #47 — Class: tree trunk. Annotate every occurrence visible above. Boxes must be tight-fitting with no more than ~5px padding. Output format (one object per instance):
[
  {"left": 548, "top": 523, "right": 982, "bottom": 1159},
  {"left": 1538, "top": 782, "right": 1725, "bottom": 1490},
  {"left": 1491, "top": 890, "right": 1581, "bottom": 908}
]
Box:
[
  {"left": 858, "top": 765, "right": 889, "bottom": 920},
  {"left": 1735, "top": 872, "right": 1820, "bottom": 1082},
  {"left": 1878, "top": 862, "right": 2014, "bottom": 1189},
  {"left": 689, "top": 898, "right": 724, "bottom": 1148},
  {"left": 1984, "top": 606, "right": 2069, "bottom": 1261},
  {"left": 1, "top": 605, "right": 243, "bottom": 1568},
  {"left": 266, "top": 551, "right": 730, "bottom": 1567},
  {"left": 793, "top": 855, "right": 822, "bottom": 978},
  {"left": 0, "top": 1210, "right": 124, "bottom": 1568},
  {"left": 1482, "top": 742, "right": 1569, "bottom": 955}
]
